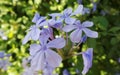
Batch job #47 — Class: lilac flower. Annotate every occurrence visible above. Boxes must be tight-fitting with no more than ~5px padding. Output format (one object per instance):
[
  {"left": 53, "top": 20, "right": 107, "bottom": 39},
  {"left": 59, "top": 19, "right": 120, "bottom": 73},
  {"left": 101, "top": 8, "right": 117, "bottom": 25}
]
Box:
[
  {"left": 92, "top": 2, "right": 97, "bottom": 12},
  {"left": 49, "top": 5, "right": 83, "bottom": 24},
  {"left": 77, "top": 0, "right": 82, "bottom": 4},
  {"left": 29, "top": 36, "right": 65, "bottom": 71},
  {"left": 63, "top": 20, "right": 98, "bottom": 43},
  {"left": 63, "top": 69, "right": 71, "bottom": 75},
  {"left": 82, "top": 7, "right": 90, "bottom": 15},
  {"left": 82, "top": 48, "right": 93, "bottom": 74},
  {"left": 22, "top": 13, "right": 50, "bottom": 44},
  {"left": 0, "top": 51, "right": 11, "bottom": 58},
  {"left": 0, "top": 51, "right": 4, "bottom": 58},
  {"left": 0, "top": 58, "right": 11, "bottom": 70}
]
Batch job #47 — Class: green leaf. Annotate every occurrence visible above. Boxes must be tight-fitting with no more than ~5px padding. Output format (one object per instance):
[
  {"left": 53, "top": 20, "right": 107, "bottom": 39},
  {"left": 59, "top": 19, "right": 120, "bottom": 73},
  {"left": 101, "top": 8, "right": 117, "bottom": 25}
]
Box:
[
  {"left": 93, "top": 16, "right": 109, "bottom": 30},
  {"left": 110, "top": 38, "right": 118, "bottom": 45},
  {"left": 109, "top": 27, "right": 120, "bottom": 32}
]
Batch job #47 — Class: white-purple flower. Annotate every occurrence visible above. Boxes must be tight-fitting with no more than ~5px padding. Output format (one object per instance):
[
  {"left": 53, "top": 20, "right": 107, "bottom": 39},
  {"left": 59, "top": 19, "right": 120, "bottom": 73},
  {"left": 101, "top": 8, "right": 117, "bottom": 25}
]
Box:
[
  {"left": 82, "top": 48, "right": 93, "bottom": 74},
  {"left": 63, "top": 20, "right": 98, "bottom": 43},
  {"left": 29, "top": 36, "right": 65, "bottom": 71},
  {"left": 0, "top": 30, "right": 7, "bottom": 40},
  {"left": 49, "top": 5, "right": 83, "bottom": 24}
]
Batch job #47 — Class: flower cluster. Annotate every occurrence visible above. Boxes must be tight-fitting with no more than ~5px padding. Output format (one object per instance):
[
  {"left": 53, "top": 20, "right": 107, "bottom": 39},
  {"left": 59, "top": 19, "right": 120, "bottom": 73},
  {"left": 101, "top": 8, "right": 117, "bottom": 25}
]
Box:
[{"left": 22, "top": 4, "right": 98, "bottom": 75}]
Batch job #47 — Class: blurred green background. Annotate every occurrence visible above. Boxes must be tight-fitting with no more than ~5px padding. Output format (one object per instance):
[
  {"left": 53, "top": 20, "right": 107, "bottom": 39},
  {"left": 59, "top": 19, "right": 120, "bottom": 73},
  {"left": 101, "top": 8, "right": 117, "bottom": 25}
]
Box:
[{"left": 0, "top": 0, "right": 120, "bottom": 75}]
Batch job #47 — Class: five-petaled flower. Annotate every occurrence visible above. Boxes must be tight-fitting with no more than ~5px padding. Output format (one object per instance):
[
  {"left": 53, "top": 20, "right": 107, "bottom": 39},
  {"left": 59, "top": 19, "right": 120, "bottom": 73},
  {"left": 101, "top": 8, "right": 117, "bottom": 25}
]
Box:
[
  {"left": 29, "top": 35, "right": 65, "bottom": 71},
  {"left": 63, "top": 20, "right": 98, "bottom": 43},
  {"left": 49, "top": 5, "right": 83, "bottom": 24}
]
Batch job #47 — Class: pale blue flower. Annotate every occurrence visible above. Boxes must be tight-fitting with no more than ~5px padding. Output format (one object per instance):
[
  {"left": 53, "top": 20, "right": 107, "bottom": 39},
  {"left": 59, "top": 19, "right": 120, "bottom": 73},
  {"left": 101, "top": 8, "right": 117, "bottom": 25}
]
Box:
[
  {"left": 0, "top": 51, "right": 11, "bottom": 58},
  {"left": 49, "top": 5, "right": 83, "bottom": 24},
  {"left": 63, "top": 69, "right": 70, "bottom": 75},
  {"left": 0, "top": 58, "right": 11, "bottom": 70},
  {"left": 29, "top": 36, "right": 65, "bottom": 71},
  {"left": 77, "top": 0, "right": 82, "bottom": 4},
  {"left": 82, "top": 48, "right": 93, "bottom": 74},
  {"left": 82, "top": 7, "right": 90, "bottom": 15},
  {"left": 63, "top": 20, "right": 98, "bottom": 43},
  {"left": 92, "top": 2, "right": 97, "bottom": 12},
  {"left": 0, "top": 51, "right": 4, "bottom": 58}
]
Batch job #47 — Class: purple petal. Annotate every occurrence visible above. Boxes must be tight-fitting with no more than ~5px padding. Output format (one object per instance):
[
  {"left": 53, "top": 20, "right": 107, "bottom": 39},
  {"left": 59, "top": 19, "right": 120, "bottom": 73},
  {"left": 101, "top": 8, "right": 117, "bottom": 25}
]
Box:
[
  {"left": 47, "top": 38, "right": 66, "bottom": 49},
  {"left": 81, "top": 35, "right": 87, "bottom": 43},
  {"left": 31, "top": 27, "right": 41, "bottom": 40},
  {"left": 82, "top": 28, "right": 98, "bottom": 38},
  {"left": 39, "top": 34, "right": 49, "bottom": 45},
  {"left": 31, "top": 51, "right": 45, "bottom": 71},
  {"left": 22, "top": 68, "right": 34, "bottom": 75},
  {"left": 77, "top": 0, "right": 82, "bottom": 4},
  {"left": 92, "top": 3, "right": 97, "bottom": 12},
  {"left": 22, "top": 31, "right": 31, "bottom": 44},
  {"left": 32, "top": 13, "right": 40, "bottom": 23},
  {"left": 45, "top": 49, "right": 62, "bottom": 68},
  {"left": 37, "top": 20, "right": 48, "bottom": 27},
  {"left": 82, "top": 7, "right": 90, "bottom": 15},
  {"left": 62, "top": 25, "right": 77, "bottom": 32},
  {"left": 48, "top": 19, "right": 56, "bottom": 26},
  {"left": 48, "top": 19, "right": 63, "bottom": 29},
  {"left": 82, "top": 21, "right": 93, "bottom": 27},
  {"left": 70, "top": 29, "right": 82, "bottom": 43},
  {"left": 74, "top": 20, "right": 81, "bottom": 25},
  {"left": 71, "top": 5, "right": 83, "bottom": 16},
  {"left": 82, "top": 48, "right": 93, "bottom": 74},
  {"left": 65, "top": 17, "right": 76, "bottom": 24},
  {"left": 43, "top": 65, "right": 54, "bottom": 75},
  {"left": 29, "top": 44, "right": 41, "bottom": 56},
  {"left": 49, "top": 13, "right": 62, "bottom": 17},
  {"left": 36, "top": 17, "right": 46, "bottom": 25},
  {"left": 63, "top": 8, "right": 72, "bottom": 15}
]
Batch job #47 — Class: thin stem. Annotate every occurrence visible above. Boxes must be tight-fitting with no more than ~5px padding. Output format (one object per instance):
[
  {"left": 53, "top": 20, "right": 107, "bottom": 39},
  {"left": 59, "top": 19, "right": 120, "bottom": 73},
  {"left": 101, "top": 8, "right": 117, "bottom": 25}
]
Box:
[
  {"left": 57, "top": 49, "right": 64, "bottom": 59},
  {"left": 66, "top": 32, "right": 68, "bottom": 45},
  {"left": 68, "top": 43, "right": 75, "bottom": 55}
]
